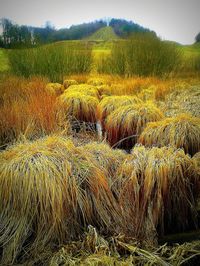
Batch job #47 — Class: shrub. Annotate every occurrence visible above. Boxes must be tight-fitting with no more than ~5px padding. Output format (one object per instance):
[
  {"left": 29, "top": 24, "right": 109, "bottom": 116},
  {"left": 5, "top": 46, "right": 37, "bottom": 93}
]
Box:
[
  {"left": 7, "top": 42, "right": 92, "bottom": 82},
  {"left": 105, "top": 103, "right": 164, "bottom": 148},
  {"left": 139, "top": 114, "right": 200, "bottom": 156}
]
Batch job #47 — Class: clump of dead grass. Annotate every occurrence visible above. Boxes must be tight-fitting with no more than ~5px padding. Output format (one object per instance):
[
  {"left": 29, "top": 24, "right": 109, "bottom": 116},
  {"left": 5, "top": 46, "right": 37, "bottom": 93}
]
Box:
[
  {"left": 0, "top": 135, "right": 120, "bottom": 264},
  {"left": 139, "top": 114, "right": 200, "bottom": 156},
  {"left": 115, "top": 145, "right": 200, "bottom": 241},
  {"left": 105, "top": 103, "right": 164, "bottom": 148}
]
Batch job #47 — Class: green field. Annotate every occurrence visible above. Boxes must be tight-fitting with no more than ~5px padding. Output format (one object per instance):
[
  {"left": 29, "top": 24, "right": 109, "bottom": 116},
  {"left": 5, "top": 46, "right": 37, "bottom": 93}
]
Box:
[{"left": 0, "top": 49, "right": 9, "bottom": 72}]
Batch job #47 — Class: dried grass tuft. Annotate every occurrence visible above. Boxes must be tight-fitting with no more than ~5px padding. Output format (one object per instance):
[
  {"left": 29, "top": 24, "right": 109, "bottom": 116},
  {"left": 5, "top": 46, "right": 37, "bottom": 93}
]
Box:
[
  {"left": 115, "top": 145, "right": 200, "bottom": 241},
  {"left": 45, "top": 82, "right": 64, "bottom": 96},
  {"left": 58, "top": 92, "right": 99, "bottom": 123},
  {"left": 97, "top": 95, "right": 143, "bottom": 129},
  {"left": 105, "top": 103, "right": 164, "bottom": 148},
  {"left": 63, "top": 79, "right": 78, "bottom": 89},
  {"left": 139, "top": 114, "right": 200, "bottom": 156},
  {"left": 64, "top": 84, "right": 100, "bottom": 99},
  {"left": 0, "top": 136, "right": 119, "bottom": 264}
]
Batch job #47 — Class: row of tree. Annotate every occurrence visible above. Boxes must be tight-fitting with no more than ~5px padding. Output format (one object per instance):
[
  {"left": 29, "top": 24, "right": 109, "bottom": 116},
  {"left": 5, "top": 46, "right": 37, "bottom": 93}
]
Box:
[
  {"left": 1, "top": 17, "right": 198, "bottom": 48},
  {"left": 0, "top": 19, "right": 109, "bottom": 48}
]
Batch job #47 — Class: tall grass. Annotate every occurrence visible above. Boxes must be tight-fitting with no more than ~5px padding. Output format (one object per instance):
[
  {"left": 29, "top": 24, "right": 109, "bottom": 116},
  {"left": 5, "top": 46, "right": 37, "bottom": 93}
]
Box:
[
  {"left": 7, "top": 42, "right": 92, "bottom": 82},
  {"left": 98, "top": 33, "right": 181, "bottom": 77}
]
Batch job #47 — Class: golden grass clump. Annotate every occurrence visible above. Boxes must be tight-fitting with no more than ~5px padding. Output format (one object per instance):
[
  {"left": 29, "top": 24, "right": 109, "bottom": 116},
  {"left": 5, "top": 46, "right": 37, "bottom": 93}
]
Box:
[
  {"left": 96, "top": 95, "right": 143, "bottom": 127},
  {"left": 0, "top": 135, "right": 120, "bottom": 264},
  {"left": 105, "top": 103, "right": 164, "bottom": 148},
  {"left": 58, "top": 92, "right": 99, "bottom": 123},
  {"left": 64, "top": 83, "right": 100, "bottom": 99},
  {"left": 63, "top": 79, "right": 78, "bottom": 89},
  {"left": 78, "top": 142, "right": 127, "bottom": 181},
  {"left": 115, "top": 145, "right": 200, "bottom": 241},
  {"left": 87, "top": 77, "right": 106, "bottom": 86},
  {"left": 193, "top": 152, "right": 200, "bottom": 169},
  {"left": 45, "top": 82, "right": 64, "bottom": 96},
  {"left": 139, "top": 114, "right": 200, "bottom": 156}
]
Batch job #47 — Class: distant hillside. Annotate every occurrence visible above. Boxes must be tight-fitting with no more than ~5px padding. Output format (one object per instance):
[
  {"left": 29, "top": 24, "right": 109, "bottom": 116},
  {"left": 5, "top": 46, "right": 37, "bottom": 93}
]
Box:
[
  {"left": 0, "top": 18, "right": 153, "bottom": 48},
  {"left": 87, "top": 26, "right": 119, "bottom": 41}
]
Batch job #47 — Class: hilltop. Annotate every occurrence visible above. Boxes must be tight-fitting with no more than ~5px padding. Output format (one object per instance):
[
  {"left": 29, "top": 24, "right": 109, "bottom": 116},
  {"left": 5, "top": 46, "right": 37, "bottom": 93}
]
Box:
[{"left": 87, "top": 26, "right": 119, "bottom": 41}]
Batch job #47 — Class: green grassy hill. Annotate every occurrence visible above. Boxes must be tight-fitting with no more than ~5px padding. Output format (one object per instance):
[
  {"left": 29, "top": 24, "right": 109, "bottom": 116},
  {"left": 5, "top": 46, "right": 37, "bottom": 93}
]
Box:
[{"left": 86, "top": 26, "right": 119, "bottom": 41}]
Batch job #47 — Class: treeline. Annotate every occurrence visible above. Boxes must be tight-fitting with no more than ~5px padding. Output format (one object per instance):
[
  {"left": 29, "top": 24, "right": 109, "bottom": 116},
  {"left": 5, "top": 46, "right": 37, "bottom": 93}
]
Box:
[
  {"left": 0, "top": 18, "right": 153, "bottom": 48},
  {"left": 0, "top": 19, "right": 106, "bottom": 48}
]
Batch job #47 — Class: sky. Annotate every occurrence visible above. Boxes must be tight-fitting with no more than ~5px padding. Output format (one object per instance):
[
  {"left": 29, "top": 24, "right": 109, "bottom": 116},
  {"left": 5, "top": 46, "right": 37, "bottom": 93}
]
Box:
[{"left": 0, "top": 0, "right": 199, "bottom": 44}]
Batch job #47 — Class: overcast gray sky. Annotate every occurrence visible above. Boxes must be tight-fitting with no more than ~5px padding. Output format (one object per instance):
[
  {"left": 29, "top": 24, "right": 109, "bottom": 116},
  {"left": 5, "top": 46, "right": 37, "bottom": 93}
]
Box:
[{"left": 0, "top": 0, "right": 199, "bottom": 44}]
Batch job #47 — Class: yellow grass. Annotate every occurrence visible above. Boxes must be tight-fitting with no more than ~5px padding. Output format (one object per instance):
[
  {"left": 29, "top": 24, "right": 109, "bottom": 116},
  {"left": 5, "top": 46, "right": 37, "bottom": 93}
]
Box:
[
  {"left": 115, "top": 145, "right": 200, "bottom": 241},
  {"left": 139, "top": 114, "right": 200, "bottom": 156},
  {"left": 105, "top": 103, "right": 164, "bottom": 148},
  {"left": 0, "top": 135, "right": 120, "bottom": 264},
  {"left": 58, "top": 92, "right": 99, "bottom": 123},
  {"left": 96, "top": 95, "right": 143, "bottom": 128}
]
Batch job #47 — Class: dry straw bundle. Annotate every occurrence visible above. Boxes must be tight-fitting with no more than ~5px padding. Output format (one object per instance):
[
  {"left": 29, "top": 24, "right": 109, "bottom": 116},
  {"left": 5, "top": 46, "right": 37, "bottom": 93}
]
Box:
[
  {"left": 105, "top": 103, "right": 164, "bottom": 148},
  {"left": 115, "top": 146, "right": 200, "bottom": 241},
  {"left": 0, "top": 136, "right": 120, "bottom": 264},
  {"left": 139, "top": 114, "right": 200, "bottom": 156}
]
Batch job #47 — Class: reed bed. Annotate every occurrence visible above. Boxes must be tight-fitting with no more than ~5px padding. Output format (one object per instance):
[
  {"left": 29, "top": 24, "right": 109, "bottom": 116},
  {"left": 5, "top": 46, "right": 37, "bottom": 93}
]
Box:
[
  {"left": 139, "top": 114, "right": 200, "bottom": 156},
  {"left": 105, "top": 103, "right": 164, "bottom": 148},
  {"left": 0, "top": 135, "right": 120, "bottom": 264},
  {"left": 115, "top": 146, "right": 200, "bottom": 241},
  {"left": 0, "top": 76, "right": 69, "bottom": 147},
  {"left": 7, "top": 42, "right": 92, "bottom": 82}
]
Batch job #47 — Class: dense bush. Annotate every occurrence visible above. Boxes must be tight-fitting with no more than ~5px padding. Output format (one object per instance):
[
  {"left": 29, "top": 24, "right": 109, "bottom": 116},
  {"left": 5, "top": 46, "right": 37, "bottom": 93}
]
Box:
[
  {"left": 98, "top": 33, "right": 181, "bottom": 77},
  {"left": 7, "top": 42, "right": 92, "bottom": 82}
]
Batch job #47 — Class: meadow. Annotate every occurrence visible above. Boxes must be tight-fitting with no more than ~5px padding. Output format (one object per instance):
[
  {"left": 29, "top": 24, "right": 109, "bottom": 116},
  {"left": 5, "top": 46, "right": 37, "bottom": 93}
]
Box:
[{"left": 0, "top": 33, "right": 200, "bottom": 265}]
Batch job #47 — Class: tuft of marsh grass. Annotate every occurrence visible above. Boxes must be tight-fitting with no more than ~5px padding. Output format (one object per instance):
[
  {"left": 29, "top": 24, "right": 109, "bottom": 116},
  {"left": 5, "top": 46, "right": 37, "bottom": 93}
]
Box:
[
  {"left": 0, "top": 135, "right": 120, "bottom": 264},
  {"left": 115, "top": 145, "right": 200, "bottom": 240},
  {"left": 139, "top": 114, "right": 200, "bottom": 156},
  {"left": 105, "top": 103, "right": 164, "bottom": 148}
]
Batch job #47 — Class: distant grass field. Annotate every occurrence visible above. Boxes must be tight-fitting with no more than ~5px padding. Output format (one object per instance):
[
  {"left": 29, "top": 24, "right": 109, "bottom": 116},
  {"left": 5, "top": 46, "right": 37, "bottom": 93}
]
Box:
[
  {"left": 86, "top": 26, "right": 119, "bottom": 41},
  {"left": 0, "top": 49, "right": 9, "bottom": 72}
]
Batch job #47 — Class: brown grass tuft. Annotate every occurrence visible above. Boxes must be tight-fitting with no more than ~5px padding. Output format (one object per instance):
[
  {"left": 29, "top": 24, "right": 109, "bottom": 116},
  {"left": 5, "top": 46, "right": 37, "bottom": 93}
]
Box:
[
  {"left": 105, "top": 103, "right": 164, "bottom": 148},
  {"left": 58, "top": 92, "right": 99, "bottom": 123},
  {"left": 0, "top": 135, "right": 120, "bottom": 264},
  {"left": 139, "top": 114, "right": 200, "bottom": 156},
  {"left": 115, "top": 145, "right": 200, "bottom": 241},
  {"left": 96, "top": 95, "right": 143, "bottom": 129}
]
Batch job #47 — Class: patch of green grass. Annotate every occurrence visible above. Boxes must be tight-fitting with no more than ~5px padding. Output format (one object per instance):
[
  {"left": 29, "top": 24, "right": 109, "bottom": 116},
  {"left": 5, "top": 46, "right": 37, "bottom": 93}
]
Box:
[
  {"left": 87, "top": 26, "right": 119, "bottom": 41},
  {"left": 0, "top": 49, "right": 9, "bottom": 72}
]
